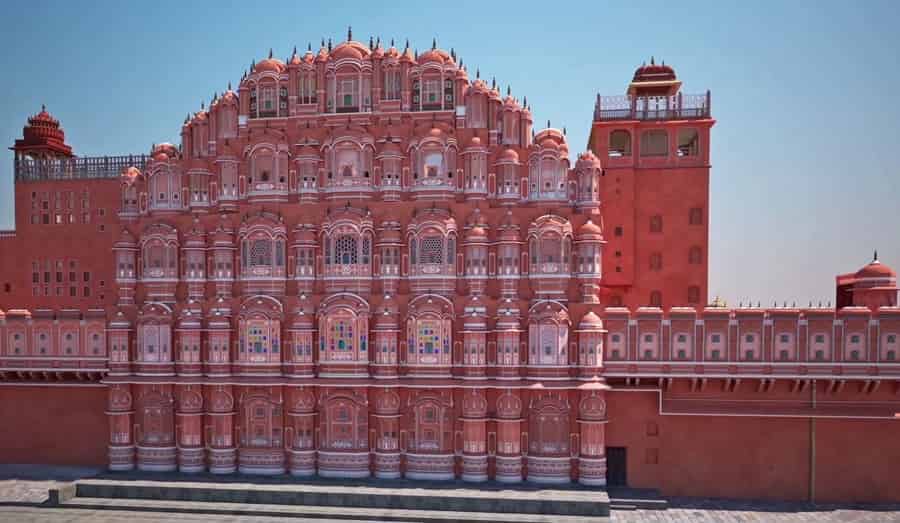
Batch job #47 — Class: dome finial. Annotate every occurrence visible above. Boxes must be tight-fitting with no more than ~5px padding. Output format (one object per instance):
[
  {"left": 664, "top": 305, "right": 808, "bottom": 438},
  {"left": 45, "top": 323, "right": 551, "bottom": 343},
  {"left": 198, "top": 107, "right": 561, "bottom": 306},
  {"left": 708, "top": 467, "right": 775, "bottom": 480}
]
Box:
[
  {"left": 227, "top": 81, "right": 231, "bottom": 90},
  {"left": 328, "top": 38, "right": 332, "bottom": 52},
  {"left": 874, "top": 249, "right": 879, "bottom": 262},
  {"left": 268, "top": 48, "right": 273, "bottom": 59},
  {"left": 547, "top": 119, "right": 551, "bottom": 128},
  {"left": 369, "top": 35, "right": 374, "bottom": 48},
  {"left": 432, "top": 37, "right": 437, "bottom": 49},
  {"left": 292, "top": 45, "right": 297, "bottom": 55},
  {"left": 390, "top": 38, "right": 395, "bottom": 47},
  {"left": 650, "top": 55, "right": 655, "bottom": 65},
  {"left": 347, "top": 25, "right": 352, "bottom": 41},
  {"left": 41, "top": 103, "right": 46, "bottom": 112},
  {"left": 507, "top": 85, "right": 511, "bottom": 96},
  {"left": 405, "top": 38, "right": 409, "bottom": 50},
  {"left": 308, "top": 42, "right": 312, "bottom": 51},
  {"left": 476, "top": 68, "right": 480, "bottom": 79}
]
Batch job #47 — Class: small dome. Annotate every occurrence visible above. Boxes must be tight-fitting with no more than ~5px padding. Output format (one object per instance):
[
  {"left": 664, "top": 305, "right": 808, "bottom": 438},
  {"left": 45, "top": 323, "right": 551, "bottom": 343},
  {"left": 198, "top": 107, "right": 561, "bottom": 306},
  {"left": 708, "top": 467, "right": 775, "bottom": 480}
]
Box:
[
  {"left": 633, "top": 61, "right": 676, "bottom": 83},
  {"left": 579, "top": 311, "right": 604, "bottom": 329},
  {"left": 418, "top": 47, "right": 450, "bottom": 64},
  {"left": 151, "top": 142, "right": 178, "bottom": 161},
  {"left": 578, "top": 219, "right": 603, "bottom": 236},
  {"left": 466, "top": 225, "right": 488, "bottom": 242},
  {"left": 331, "top": 40, "right": 370, "bottom": 61},
  {"left": 577, "top": 150, "right": 602, "bottom": 169},
  {"left": 254, "top": 57, "right": 286, "bottom": 74},
  {"left": 378, "top": 227, "right": 401, "bottom": 242},
  {"left": 293, "top": 225, "right": 317, "bottom": 243},
  {"left": 497, "top": 148, "right": 519, "bottom": 162},
  {"left": 467, "top": 136, "right": 482, "bottom": 148},
  {"left": 120, "top": 166, "right": 141, "bottom": 185},
  {"left": 427, "top": 127, "right": 443, "bottom": 138},
  {"left": 855, "top": 259, "right": 896, "bottom": 279}
]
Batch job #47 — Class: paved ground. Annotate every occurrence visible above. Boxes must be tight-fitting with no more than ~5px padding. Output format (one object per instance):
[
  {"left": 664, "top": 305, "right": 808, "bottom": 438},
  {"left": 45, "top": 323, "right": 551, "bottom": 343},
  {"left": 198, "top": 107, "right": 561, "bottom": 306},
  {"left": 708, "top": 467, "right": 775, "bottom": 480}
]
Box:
[{"left": 1, "top": 465, "right": 898, "bottom": 522}]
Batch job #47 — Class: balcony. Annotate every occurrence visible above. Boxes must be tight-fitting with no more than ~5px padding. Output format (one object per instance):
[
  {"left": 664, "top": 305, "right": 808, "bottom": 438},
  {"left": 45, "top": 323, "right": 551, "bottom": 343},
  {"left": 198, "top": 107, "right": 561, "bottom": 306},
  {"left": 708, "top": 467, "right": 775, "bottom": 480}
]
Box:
[
  {"left": 14, "top": 155, "right": 149, "bottom": 182},
  {"left": 593, "top": 92, "right": 711, "bottom": 122}
]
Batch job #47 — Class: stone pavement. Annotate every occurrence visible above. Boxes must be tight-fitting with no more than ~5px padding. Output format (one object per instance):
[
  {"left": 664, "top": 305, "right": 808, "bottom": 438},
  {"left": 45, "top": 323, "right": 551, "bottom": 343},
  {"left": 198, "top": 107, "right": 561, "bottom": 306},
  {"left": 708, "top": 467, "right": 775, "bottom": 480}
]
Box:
[{"left": 1, "top": 465, "right": 899, "bottom": 522}]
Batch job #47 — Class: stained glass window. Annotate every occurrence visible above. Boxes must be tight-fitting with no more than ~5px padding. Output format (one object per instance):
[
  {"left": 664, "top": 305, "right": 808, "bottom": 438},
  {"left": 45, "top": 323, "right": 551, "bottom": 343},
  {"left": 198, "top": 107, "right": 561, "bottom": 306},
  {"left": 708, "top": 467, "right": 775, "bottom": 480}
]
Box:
[
  {"left": 417, "top": 319, "right": 442, "bottom": 354},
  {"left": 250, "top": 239, "right": 272, "bottom": 266}
]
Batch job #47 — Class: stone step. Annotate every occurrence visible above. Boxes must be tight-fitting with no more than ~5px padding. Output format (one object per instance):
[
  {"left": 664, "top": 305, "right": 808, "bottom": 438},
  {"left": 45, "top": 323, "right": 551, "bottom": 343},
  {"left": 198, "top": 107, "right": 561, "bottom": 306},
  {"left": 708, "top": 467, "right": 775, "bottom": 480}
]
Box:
[
  {"left": 60, "top": 496, "right": 612, "bottom": 523},
  {"left": 607, "top": 488, "right": 668, "bottom": 510},
  {"left": 70, "top": 478, "right": 611, "bottom": 517}
]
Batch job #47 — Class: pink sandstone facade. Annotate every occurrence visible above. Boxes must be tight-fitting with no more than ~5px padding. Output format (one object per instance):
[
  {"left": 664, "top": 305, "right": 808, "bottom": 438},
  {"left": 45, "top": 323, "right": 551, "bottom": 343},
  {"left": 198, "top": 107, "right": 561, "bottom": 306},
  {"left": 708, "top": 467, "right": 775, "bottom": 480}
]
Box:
[{"left": 1, "top": 34, "right": 899, "bottom": 501}]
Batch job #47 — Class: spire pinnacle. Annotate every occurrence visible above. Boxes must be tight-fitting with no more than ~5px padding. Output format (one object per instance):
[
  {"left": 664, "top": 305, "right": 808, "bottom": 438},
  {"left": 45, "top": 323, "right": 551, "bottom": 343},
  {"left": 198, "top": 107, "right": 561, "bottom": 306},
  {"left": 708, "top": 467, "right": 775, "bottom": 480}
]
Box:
[
  {"left": 476, "top": 68, "right": 480, "bottom": 79},
  {"left": 347, "top": 25, "right": 352, "bottom": 41},
  {"left": 268, "top": 48, "right": 273, "bottom": 59},
  {"left": 390, "top": 38, "right": 395, "bottom": 47},
  {"left": 227, "top": 81, "right": 231, "bottom": 90},
  {"left": 308, "top": 42, "right": 312, "bottom": 51},
  {"left": 874, "top": 249, "right": 879, "bottom": 262},
  {"left": 293, "top": 45, "right": 297, "bottom": 55},
  {"left": 328, "top": 38, "right": 332, "bottom": 52},
  {"left": 650, "top": 56, "right": 655, "bottom": 65},
  {"left": 507, "top": 85, "right": 511, "bottom": 96},
  {"left": 432, "top": 37, "right": 437, "bottom": 49},
  {"left": 41, "top": 104, "right": 46, "bottom": 112}
]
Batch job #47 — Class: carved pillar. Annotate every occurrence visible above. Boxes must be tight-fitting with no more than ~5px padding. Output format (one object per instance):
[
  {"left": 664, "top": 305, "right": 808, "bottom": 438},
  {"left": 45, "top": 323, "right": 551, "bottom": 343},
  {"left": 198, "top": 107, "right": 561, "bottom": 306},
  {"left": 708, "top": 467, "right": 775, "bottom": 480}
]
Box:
[
  {"left": 205, "top": 384, "right": 236, "bottom": 474},
  {"left": 373, "top": 388, "right": 401, "bottom": 478},
  {"left": 577, "top": 389, "right": 608, "bottom": 486},
  {"left": 494, "top": 390, "right": 523, "bottom": 483},
  {"left": 176, "top": 385, "right": 205, "bottom": 472},
  {"left": 107, "top": 384, "right": 135, "bottom": 471},
  {"left": 286, "top": 386, "right": 316, "bottom": 476}
]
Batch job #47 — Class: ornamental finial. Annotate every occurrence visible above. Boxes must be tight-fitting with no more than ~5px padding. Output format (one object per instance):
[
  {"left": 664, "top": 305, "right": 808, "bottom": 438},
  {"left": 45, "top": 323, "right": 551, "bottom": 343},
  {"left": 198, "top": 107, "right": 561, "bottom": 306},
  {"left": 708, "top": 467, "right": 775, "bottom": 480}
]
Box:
[
  {"left": 348, "top": 25, "right": 352, "bottom": 41},
  {"left": 874, "top": 249, "right": 879, "bottom": 262},
  {"left": 432, "top": 37, "right": 437, "bottom": 49},
  {"left": 268, "top": 48, "right": 273, "bottom": 59}
]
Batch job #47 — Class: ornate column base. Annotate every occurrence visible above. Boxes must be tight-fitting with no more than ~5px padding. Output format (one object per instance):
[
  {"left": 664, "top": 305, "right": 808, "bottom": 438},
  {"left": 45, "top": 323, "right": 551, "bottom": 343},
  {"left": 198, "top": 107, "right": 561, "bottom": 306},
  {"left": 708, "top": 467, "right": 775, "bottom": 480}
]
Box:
[
  {"left": 136, "top": 446, "right": 177, "bottom": 472},
  {"left": 578, "top": 456, "right": 607, "bottom": 486},
  {"left": 405, "top": 453, "right": 455, "bottom": 480},
  {"left": 288, "top": 449, "right": 316, "bottom": 477},
  {"left": 317, "top": 451, "right": 371, "bottom": 478},
  {"left": 238, "top": 448, "right": 286, "bottom": 475},
  {"left": 374, "top": 452, "right": 402, "bottom": 479},
  {"left": 178, "top": 447, "right": 205, "bottom": 473},
  {"left": 495, "top": 456, "right": 523, "bottom": 483},
  {"left": 526, "top": 456, "right": 571, "bottom": 484},
  {"left": 207, "top": 448, "right": 237, "bottom": 474},
  {"left": 461, "top": 455, "right": 488, "bottom": 482},
  {"left": 108, "top": 445, "right": 135, "bottom": 471}
]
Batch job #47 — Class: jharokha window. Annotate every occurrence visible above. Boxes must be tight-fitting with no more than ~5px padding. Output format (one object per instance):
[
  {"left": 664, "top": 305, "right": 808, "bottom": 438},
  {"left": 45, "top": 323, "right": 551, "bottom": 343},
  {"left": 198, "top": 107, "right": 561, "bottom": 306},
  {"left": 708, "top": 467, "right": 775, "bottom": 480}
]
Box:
[
  {"left": 240, "top": 233, "right": 286, "bottom": 278},
  {"left": 238, "top": 317, "right": 281, "bottom": 363}
]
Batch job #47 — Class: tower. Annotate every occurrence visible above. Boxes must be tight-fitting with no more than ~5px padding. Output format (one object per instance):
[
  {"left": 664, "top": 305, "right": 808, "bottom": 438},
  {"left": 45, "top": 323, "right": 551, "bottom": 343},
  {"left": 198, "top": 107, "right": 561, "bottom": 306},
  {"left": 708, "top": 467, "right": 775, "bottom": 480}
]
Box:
[{"left": 588, "top": 59, "right": 714, "bottom": 309}]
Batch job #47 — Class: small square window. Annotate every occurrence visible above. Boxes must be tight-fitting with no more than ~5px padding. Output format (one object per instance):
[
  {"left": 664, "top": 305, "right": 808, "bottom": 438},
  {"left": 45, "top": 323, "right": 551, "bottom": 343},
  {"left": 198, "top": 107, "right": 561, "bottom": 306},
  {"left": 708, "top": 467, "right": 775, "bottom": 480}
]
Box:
[
  {"left": 643, "top": 334, "right": 653, "bottom": 343},
  {"left": 611, "top": 349, "right": 621, "bottom": 359},
  {"left": 611, "top": 334, "right": 621, "bottom": 343},
  {"left": 815, "top": 334, "right": 825, "bottom": 344},
  {"left": 850, "top": 350, "right": 860, "bottom": 361},
  {"left": 711, "top": 334, "right": 721, "bottom": 343},
  {"left": 677, "top": 334, "right": 687, "bottom": 343},
  {"left": 780, "top": 350, "right": 790, "bottom": 361},
  {"left": 887, "top": 334, "right": 896, "bottom": 344},
  {"left": 711, "top": 349, "right": 721, "bottom": 360},
  {"left": 886, "top": 350, "right": 896, "bottom": 361},
  {"left": 744, "top": 334, "right": 754, "bottom": 343},
  {"left": 779, "top": 334, "right": 790, "bottom": 343},
  {"left": 677, "top": 349, "right": 687, "bottom": 359},
  {"left": 814, "top": 350, "right": 825, "bottom": 361},
  {"left": 643, "top": 349, "right": 653, "bottom": 360},
  {"left": 850, "top": 334, "right": 860, "bottom": 344},
  {"left": 744, "top": 350, "right": 754, "bottom": 360}
]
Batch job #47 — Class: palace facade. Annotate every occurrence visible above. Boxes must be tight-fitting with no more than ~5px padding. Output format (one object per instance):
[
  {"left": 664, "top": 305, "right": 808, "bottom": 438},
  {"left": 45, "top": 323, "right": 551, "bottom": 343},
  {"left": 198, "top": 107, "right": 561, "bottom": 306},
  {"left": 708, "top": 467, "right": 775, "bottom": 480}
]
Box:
[{"left": 1, "top": 33, "right": 898, "bottom": 502}]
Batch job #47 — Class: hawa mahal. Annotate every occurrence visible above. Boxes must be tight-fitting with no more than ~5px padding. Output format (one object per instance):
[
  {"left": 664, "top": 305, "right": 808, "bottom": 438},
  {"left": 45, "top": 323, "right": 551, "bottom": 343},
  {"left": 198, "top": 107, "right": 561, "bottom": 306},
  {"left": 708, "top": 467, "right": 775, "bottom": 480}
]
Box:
[{"left": 1, "top": 31, "right": 898, "bottom": 502}]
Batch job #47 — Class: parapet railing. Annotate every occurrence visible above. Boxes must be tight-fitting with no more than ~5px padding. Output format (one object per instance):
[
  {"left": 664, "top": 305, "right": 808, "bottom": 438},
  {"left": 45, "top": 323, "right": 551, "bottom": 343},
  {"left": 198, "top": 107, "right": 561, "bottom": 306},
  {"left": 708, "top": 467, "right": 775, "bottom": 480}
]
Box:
[
  {"left": 14, "top": 155, "right": 149, "bottom": 182},
  {"left": 594, "top": 92, "right": 711, "bottom": 121}
]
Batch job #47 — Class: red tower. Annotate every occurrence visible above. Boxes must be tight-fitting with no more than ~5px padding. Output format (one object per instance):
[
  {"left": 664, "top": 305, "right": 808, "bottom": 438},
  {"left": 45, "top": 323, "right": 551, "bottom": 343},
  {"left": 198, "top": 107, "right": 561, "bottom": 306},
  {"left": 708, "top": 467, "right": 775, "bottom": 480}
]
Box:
[{"left": 589, "top": 59, "right": 714, "bottom": 310}]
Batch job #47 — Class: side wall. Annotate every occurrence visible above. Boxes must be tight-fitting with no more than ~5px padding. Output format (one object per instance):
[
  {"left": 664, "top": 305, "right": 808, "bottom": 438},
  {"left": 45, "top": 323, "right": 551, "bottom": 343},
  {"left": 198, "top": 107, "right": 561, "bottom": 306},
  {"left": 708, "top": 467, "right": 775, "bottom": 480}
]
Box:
[
  {"left": 605, "top": 389, "right": 900, "bottom": 503},
  {"left": 0, "top": 385, "right": 108, "bottom": 466}
]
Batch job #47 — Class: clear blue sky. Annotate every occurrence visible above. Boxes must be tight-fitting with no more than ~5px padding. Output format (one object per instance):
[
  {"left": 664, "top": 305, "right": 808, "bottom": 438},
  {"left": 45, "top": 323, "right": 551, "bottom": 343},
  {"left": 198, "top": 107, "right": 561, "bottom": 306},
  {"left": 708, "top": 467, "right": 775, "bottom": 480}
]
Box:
[{"left": 1, "top": 0, "right": 898, "bottom": 305}]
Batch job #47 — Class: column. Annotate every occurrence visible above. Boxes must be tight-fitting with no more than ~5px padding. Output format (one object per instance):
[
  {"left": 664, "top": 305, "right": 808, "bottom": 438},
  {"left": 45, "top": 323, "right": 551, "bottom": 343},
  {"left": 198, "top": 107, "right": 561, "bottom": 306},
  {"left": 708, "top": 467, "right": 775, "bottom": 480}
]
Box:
[{"left": 107, "top": 384, "right": 135, "bottom": 471}]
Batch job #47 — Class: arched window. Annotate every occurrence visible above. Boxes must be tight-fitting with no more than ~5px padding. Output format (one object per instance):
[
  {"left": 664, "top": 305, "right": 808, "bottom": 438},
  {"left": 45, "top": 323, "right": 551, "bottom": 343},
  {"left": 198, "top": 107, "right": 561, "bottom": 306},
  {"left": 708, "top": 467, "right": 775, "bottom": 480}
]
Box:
[
  {"left": 677, "top": 128, "right": 700, "bottom": 157},
  {"left": 650, "top": 290, "right": 662, "bottom": 307},
  {"left": 689, "top": 207, "right": 704, "bottom": 225},
  {"left": 649, "top": 252, "right": 663, "bottom": 271},
  {"left": 528, "top": 401, "right": 569, "bottom": 455},
  {"left": 640, "top": 130, "right": 668, "bottom": 157},
  {"left": 609, "top": 130, "right": 632, "bottom": 157},
  {"left": 649, "top": 215, "right": 663, "bottom": 233}
]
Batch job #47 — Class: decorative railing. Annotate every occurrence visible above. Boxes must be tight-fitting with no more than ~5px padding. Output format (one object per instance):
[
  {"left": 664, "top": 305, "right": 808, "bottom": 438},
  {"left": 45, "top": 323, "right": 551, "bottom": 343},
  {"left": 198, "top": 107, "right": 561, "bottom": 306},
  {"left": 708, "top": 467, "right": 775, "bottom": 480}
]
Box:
[
  {"left": 594, "top": 92, "right": 711, "bottom": 121},
  {"left": 14, "top": 155, "right": 149, "bottom": 182}
]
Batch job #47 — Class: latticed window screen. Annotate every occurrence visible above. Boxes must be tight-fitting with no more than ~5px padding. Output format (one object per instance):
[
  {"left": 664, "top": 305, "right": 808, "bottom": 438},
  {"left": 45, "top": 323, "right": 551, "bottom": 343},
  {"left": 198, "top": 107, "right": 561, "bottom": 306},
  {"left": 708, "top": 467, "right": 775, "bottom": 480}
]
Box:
[
  {"left": 250, "top": 239, "right": 272, "bottom": 266},
  {"left": 335, "top": 235, "right": 358, "bottom": 265},
  {"left": 362, "top": 238, "right": 371, "bottom": 264},
  {"left": 419, "top": 237, "right": 444, "bottom": 264}
]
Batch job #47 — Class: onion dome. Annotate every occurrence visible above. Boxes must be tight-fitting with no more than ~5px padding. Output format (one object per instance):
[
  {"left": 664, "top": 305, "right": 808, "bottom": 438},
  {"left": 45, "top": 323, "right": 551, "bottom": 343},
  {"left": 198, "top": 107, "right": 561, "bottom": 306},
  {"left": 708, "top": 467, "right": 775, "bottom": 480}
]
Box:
[
  {"left": 377, "top": 225, "right": 402, "bottom": 243},
  {"left": 578, "top": 219, "right": 603, "bottom": 238},
  {"left": 469, "top": 78, "right": 490, "bottom": 95},
  {"left": 576, "top": 150, "right": 603, "bottom": 170},
  {"left": 426, "top": 127, "right": 444, "bottom": 139},
  {"left": 417, "top": 41, "right": 451, "bottom": 64},
  {"left": 497, "top": 147, "right": 519, "bottom": 163},
  {"left": 465, "top": 225, "right": 488, "bottom": 243},
  {"left": 254, "top": 54, "right": 286, "bottom": 74},
  {"left": 534, "top": 128, "right": 567, "bottom": 151},
  {"left": 455, "top": 67, "right": 468, "bottom": 80},
  {"left": 467, "top": 136, "right": 483, "bottom": 148},
  {"left": 855, "top": 255, "right": 896, "bottom": 279},
  {"left": 401, "top": 42, "right": 415, "bottom": 63},
  {"left": 150, "top": 142, "right": 178, "bottom": 162},
  {"left": 297, "top": 143, "right": 318, "bottom": 158},
  {"left": 212, "top": 224, "right": 234, "bottom": 245},
  {"left": 316, "top": 42, "right": 329, "bottom": 62},
  {"left": 292, "top": 224, "right": 317, "bottom": 244},
  {"left": 578, "top": 311, "right": 604, "bottom": 330},
  {"left": 292, "top": 304, "right": 314, "bottom": 329},
  {"left": 15, "top": 105, "right": 73, "bottom": 157},
  {"left": 289, "top": 49, "right": 302, "bottom": 65},
  {"left": 331, "top": 40, "right": 370, "bottom": 61}
]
